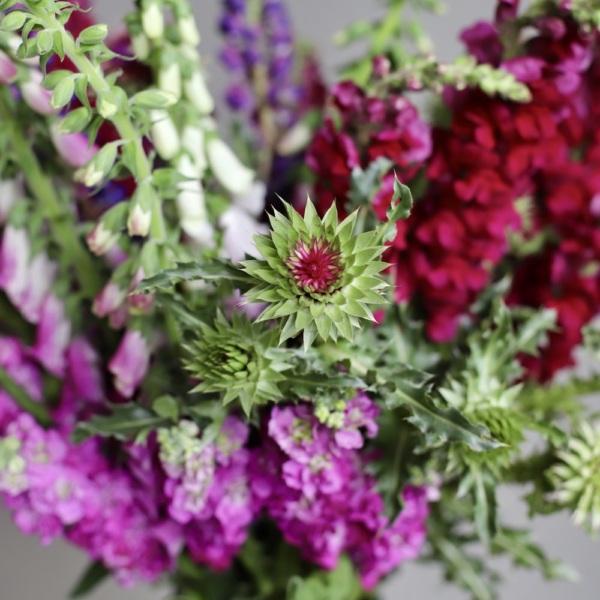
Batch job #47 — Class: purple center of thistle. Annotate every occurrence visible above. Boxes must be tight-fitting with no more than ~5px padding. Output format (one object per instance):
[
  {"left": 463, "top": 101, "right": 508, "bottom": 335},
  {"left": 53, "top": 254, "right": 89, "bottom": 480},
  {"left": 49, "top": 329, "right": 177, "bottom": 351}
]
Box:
[{"left": 287, "top": 239, "right": 342, "bottom": 293}]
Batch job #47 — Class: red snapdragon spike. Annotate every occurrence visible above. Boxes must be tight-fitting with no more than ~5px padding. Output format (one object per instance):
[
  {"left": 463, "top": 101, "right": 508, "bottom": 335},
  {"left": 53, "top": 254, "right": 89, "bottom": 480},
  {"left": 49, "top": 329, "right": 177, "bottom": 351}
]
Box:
[{"left": 287, "top": 238, "right": 342, "bottom": 293}]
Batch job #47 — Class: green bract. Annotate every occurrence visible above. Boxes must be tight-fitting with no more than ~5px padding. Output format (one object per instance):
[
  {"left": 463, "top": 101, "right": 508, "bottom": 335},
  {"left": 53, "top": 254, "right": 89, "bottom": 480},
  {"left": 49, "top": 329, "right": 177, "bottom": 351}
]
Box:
[
  {"left": 242, "top": 199, "right": 388, "bottom": 350},
  {"left": 185, "top": 312, "right": 291, "bottom": 415}
]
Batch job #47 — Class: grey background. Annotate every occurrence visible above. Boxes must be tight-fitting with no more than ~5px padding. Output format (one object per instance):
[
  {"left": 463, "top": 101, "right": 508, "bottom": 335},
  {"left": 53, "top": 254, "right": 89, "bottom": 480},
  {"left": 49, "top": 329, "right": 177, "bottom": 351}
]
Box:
[{"left": 1, "top": 1, "right": 598, "bottom": 599}]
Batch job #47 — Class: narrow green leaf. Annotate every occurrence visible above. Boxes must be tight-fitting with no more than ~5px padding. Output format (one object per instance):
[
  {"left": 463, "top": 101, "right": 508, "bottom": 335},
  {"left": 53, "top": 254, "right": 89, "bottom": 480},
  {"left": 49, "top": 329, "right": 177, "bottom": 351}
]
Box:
[{"left": 69, "top": 561, "right": 109, "bottom": 599}]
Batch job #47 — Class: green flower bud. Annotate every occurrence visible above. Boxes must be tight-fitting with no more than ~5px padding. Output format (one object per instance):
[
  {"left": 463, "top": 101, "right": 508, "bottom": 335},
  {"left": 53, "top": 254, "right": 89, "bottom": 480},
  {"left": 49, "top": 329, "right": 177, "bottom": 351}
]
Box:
[
  {"left": 550, "top": 422, "right": 600, "bottom": 531},
  {"left": 185, "top": 312, "right": 291, "bottom": 415}
]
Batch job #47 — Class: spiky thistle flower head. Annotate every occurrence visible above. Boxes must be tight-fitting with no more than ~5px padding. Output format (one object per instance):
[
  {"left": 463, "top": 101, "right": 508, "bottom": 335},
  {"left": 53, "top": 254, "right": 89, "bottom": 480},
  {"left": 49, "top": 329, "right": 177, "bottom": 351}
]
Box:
[
  {"left": 550, "top": 421, "right": 600, "bottom": 531},
  {"left": 241, "top": 199, "right": 388, "bottom": 349},
  {"left": 184, "top": 311, "right": 291, "bottom": 415}
]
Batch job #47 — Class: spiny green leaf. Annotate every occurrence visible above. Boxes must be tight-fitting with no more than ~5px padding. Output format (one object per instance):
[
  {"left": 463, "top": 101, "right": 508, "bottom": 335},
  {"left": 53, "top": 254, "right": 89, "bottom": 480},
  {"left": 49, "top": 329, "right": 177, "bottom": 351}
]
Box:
[
  {"left": 134, "top": 260, "right": 253, "bottom": 293},
  {"left": 72, "top": 404, "right": 168, "bottom": 443}
]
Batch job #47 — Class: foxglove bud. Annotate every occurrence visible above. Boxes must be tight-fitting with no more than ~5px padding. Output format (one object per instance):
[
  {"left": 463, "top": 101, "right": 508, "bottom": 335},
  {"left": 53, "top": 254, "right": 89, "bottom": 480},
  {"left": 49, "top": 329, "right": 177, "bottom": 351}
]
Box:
[
  {"left": 127, "top": 182, "right": 155, "bottom": 237},
  {"left": 181, "top": 125, "right": 207, "bottom": 174},
  {"left": 0, "top": 179, "right": 19, "bottom": 223},
  {"left": 20, "top": 70, "right": 57, "bottom": 116},
  {"left": 0, "top": 50, "right": 17, "bottom": 84},
  {"left": 150, "top": 110, "right": 180, "bottom": 160},
  {"left": 131, "top": 32, "right": 151, "bottom": 60},
  {"left": 86, "top": 203, "right": 128, "bottom": 256},
  {"left": 206, "top": 137, "right": 254, "bottom": 196},
  {"left": 158, "top": 61, "right": 181, "bottom": 99},
  {"left": 75, "top": 142, "right": 119, "bottom": 188},
  {"left": 97, "top": 89, "right": 118, "bottom": 119},
  {"left": 50, "top": 124, "right": 97, "bottom": 169},
  {"left": 183, "top": 70, "right": 214, "bottom": 114},
  {"left": 178, "top": 15, "right": 200, "bottom": 46},
  {"left": 93, "top": 281, "right": 127, "bottom": 317},
  {"left": 141, "top": 0, "right": 164, "bottom": 40},
  {"left": 109, "top": 329, "right": 150, "bottom": 398},
  {"left": 128, "top": 268, "right": 154, "bottom": 314},
  {"left": 175, "top": 155, "right": 213, "bottom": 245},
  {"left": 276, "top": 122, "right": 311, "bottom": 156}
]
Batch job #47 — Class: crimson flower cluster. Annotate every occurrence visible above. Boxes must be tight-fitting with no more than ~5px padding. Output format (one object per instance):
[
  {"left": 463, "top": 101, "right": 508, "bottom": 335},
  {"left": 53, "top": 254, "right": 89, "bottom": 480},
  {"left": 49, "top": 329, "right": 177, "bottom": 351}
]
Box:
[{"left": 307, "top": 4, "right": 600, "bottom": 380}]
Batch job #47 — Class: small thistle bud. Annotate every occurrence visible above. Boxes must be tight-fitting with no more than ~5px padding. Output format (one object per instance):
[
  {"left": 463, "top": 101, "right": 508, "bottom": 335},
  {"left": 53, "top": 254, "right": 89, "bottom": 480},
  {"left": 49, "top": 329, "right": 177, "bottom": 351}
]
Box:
[
  {"left": 185, "top": 312, "right": 290, "bottom": 415},
  {"left": 550, "top": 422, "right": 600, "bottom": 531},
  {"left": 242, "top": 199, "right": 389, "bottom": 349}
]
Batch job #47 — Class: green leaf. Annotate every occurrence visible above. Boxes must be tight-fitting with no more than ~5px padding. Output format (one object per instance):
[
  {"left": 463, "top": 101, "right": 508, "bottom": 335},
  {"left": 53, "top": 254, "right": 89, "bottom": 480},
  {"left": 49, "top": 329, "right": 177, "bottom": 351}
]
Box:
[
  {"left": 0, "top": 366, "right": 51, "bottom": 426},
  {"left": 134, "top": 260, "right": 253, "bottom": 294},
  {"left": 1, "top": 10, "right": 28, "bottom": 31},
  {"left": 382, "top": 367, "right": 503, "bottom": 451},
  {"left": 69, "top": 561, "right": 109, "bottom": 599},
  {"left": 473, "top": 469, "right": 498, "bottom": 547},
  {"left": 72, "top": 404, "right": 168, "bottom": 443},
  {"left": 384, "top": 175, "right": 413, "bottom": 242},
  {"left": 152, "top": 395, "right": 180, "bottom": 422}
]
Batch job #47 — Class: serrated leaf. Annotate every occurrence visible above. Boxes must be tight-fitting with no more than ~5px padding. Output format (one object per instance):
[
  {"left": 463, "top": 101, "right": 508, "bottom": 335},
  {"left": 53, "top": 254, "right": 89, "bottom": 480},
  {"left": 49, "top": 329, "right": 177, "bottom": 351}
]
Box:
[
  {"left": 135, "top": 260, "right": 252, "bottom": 294},
  {"left": 382, "top": 175, "right": 413, "bottom": 242},
  {"left": 382, "top": 367, "right": 503, "bottom": 451},
  {"left": 72, "top": 404, "right": 167, "bottom": 443}
]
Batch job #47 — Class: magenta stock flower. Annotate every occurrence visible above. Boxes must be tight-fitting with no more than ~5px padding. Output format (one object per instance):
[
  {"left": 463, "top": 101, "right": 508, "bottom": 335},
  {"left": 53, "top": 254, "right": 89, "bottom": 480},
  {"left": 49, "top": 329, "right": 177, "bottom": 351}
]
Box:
[{"left": 109, "top": 330, "right": 150, "bottom": 398}]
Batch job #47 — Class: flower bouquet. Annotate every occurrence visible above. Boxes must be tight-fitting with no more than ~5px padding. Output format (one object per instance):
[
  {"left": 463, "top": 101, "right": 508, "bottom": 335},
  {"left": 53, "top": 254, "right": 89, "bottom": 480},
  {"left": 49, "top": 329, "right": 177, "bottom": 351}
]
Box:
[{"left": 1, "top": 0, "right": 600, "bottom": 598}]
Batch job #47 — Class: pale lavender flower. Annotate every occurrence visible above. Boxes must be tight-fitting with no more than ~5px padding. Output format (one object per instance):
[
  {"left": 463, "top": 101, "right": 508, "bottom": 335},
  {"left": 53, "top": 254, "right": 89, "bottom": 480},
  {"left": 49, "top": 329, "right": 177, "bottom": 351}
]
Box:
[
  {"left": 108, "top": 329, "right": 150, "bottom": 398},
  {"left": 33, "top": 294, "right": 71, "bottom": 376}
]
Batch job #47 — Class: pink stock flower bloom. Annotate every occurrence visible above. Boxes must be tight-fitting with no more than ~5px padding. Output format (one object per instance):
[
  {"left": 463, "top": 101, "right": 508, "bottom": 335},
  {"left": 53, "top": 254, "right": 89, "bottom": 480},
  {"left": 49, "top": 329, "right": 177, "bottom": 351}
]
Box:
[
  {"left": 108, "top": 330, "right": 150, "bottom": 398},
  {"left": 50, "top": 125, "right": 97, "bottom": 169},
  {"left": 254, "top": 402, "right": 431, "bottom": 586},
  {"left": 33, "top": 295, "right": 71, "bottom": 377}
]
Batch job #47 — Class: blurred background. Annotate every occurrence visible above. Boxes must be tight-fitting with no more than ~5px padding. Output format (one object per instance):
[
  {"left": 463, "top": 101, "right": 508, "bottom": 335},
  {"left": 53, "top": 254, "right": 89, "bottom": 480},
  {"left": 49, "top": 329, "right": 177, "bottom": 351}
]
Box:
[{"left": 1, "top": 1, "right": 598, "bottom": 598}]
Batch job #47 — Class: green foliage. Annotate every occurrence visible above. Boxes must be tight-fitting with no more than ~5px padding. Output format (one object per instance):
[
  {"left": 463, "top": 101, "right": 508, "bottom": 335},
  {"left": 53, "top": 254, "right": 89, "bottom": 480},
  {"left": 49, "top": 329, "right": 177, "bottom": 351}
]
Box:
[
  {"left": 69, "top": 561, "right": 110, "bottom": 599},
  {"left": 72, "top": 403, "right": 169, "bottom": 443}
]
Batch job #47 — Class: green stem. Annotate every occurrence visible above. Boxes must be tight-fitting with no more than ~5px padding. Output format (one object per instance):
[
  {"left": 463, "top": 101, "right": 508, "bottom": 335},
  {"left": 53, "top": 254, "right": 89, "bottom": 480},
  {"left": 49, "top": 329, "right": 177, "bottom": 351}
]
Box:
[
  {"left": 0, "top": 366, "right": 51, "bottom": 426},
  {"left": 30, "top": 4, "right": 167, "bottom": 243},
  {"left": 0, "top": 87, "right": 100, "bottom": 298}
]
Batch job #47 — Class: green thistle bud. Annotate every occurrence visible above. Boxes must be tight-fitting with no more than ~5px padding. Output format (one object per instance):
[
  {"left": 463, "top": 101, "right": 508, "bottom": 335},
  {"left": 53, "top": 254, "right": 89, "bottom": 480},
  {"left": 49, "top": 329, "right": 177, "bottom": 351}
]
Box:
[
  {"left": 242, "top": 199, "right": 388, "bottom": 350},
  {"left": 185, "top": 312, "right": 291, "bottom": 415},
  {"left": 550, "top": 422, "right": 600, "bottom": 531}
]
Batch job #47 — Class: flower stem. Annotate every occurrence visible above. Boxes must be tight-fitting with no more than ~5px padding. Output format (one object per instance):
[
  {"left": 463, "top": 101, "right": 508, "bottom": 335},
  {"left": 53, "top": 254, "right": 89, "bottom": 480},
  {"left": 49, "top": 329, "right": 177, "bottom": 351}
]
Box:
[
  {"left": 29, "top": 4, "right": 168, "bottom": 244},
  {"left": 0, "top": 87, "right": 101, "bottom": 298}
]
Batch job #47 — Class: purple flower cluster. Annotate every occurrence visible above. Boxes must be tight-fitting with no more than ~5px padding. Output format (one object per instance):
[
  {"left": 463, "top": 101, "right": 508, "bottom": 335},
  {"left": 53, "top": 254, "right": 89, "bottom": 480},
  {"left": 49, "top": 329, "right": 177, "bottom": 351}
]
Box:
[
  {"left": 158, "top": 417, "right": 257, "bottom": 570},
  {"left": 219, "top": 0, "right": 300, "bottom": 127},
  {"left": 0, "top": 338, "right": 179, "bottom": 586},
  {"left": 250, "top": 399, "right": 434, "bottom": 589}
]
